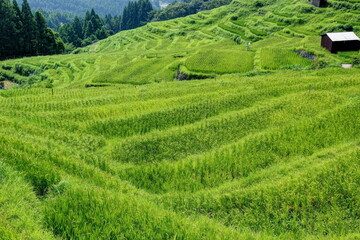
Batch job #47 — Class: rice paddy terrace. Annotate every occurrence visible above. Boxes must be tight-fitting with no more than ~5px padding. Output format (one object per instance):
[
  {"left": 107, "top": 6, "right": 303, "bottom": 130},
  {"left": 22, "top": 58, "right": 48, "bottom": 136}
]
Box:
[
  {"left": 0, "top": 0, "right": 359, "bottom": 239},
  {"left": 1, "top": 0, "right": 359, "bottom": 87}
]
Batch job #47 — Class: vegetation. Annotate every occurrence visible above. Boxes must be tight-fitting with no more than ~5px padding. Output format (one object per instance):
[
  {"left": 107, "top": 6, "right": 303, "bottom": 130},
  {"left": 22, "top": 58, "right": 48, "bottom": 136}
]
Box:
[
  {"left": 41, "top": 10, "right": 75, "bottom": 29},
  {"left": 59, "top": 9, "right": 113, "bottom": 49},
  {"left": 0, "top": 0, "right": 359, "bottom": 239},
  {"left": 58, "top": 0, "right": 153, "bottom": 49},
  {"left": 186, "top": 49, "right": 254, "bottom": 73},
  {"left": 0, "top": 0, "right": 64, "bottom": 59},
  {"left": 150, "top": 0, "right": 232, "bottom": 21},
  {"left": 121, "top": 0, "right": 153, "bottom": 30},
  {"left": 17, "top": 0, "right": 165, "bottom": 16},
  {"left": 0, "top": 68, "right": 359, "bottom": 239},
  {"left": 260, "top": 48, "right": 313, "bottom": 70}
]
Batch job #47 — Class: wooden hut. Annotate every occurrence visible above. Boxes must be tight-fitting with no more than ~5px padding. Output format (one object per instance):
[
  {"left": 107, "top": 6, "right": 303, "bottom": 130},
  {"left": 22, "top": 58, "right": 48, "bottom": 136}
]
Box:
[
  {"left": 310, "top": 0, "right": 327, "bottom": 7},
  {"left": 321, "top": 32, "right": 360, "bottom": 53}
]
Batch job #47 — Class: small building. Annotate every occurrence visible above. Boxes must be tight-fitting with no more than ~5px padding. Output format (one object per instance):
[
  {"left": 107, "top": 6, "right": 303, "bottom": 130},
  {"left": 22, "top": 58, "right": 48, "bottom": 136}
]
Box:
[
  {"left": 321, "top": 32, "right": 360, "bottom": 53},
  {"left": 310, "top": 0, "right": 327, "bottom": 7}
]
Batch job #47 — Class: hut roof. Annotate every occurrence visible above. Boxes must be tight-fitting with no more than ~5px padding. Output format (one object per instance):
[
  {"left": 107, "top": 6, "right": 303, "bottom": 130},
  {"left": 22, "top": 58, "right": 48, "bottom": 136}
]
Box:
[{"left": 323, "top": 32, "right": 360, "bottom": 42}]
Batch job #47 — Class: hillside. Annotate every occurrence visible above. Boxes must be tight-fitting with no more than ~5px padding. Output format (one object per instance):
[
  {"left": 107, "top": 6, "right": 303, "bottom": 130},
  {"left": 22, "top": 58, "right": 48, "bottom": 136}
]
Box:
[
  {"left": 2, "top": 0, "right": 359, "bottom": 87},
  {"left": 17, "top": 0, "right": 165, "bottom": 16},
  {"left": 0, "top": 0, "right": 359, "bottom": 239}
]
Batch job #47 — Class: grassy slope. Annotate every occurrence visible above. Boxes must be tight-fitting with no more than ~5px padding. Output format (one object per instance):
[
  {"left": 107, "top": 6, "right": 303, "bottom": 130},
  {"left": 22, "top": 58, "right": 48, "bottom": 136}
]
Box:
[
  {"left": 1, "top": 0, "right": 359, "bottom": 88},
  {"left": 0, "top": 0, "right": 359, "bottom": 239}
]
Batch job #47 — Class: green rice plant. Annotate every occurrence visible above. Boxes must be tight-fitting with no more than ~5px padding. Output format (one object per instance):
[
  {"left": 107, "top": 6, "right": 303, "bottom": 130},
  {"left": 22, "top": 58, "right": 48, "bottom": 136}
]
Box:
[
  {"left": 0, "top": 162, "right": 56, "bottom": 239},
  {"left": 117, "top": 99, "right": 360, "bottom": 193},
  {"left": 260, "top": 48, "right": 313, "bottom": 70},
  {"left": 44, "top": 186, "right": 243, "bottom": 240},
  {"left": 158, "top": 145, "right": 360, "bottom": 238},
  {"left": 0, "top": 0, "right": 359, "bottom": 238},
  {"left": 185, "top": 49, "right": 254, "bottom": 74}
]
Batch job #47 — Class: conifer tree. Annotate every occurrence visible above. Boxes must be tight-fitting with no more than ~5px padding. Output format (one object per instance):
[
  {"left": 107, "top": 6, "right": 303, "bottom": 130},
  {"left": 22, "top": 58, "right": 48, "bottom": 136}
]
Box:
[
  {"left": 21, "top": 0, "right": 37, "bottom": 55},
  {"left": 59, "top": 8, "right": 117, "bottom": 48},
  {"left": 0, "top": 0, "right": 16, "bottom": 58},
  {"left": 120, "top": 0, "right": 153, "bottom": 31},
  {"left": 73, "top": 16, "right": 83, "bottom": 39},
  {"left": 35, "top": 11, "right": 48, "bottom": 55},
  {"left": 90, "top": 8, "right": 102, "bottom": 30},
  {"left": 84, "top": 21, "right": 95, "bottom": 39},
  {"left": 0, "top": 0, "right": 64, "bottom": 59},
  {"left": 12, "top": 0, "right": 24, "bottom": 56}
]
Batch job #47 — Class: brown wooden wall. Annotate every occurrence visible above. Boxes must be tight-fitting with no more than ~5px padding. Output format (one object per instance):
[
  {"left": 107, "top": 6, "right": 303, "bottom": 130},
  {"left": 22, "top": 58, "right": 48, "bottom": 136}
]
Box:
[
  {"left": 311, "top": 0, "right": 326, "bottom": 7},
  {"left": 321, "top": 35, "right": 333, "bottom": 52},
  {"left": 332, "top": 41, "right": 360, "bottom": 53}
]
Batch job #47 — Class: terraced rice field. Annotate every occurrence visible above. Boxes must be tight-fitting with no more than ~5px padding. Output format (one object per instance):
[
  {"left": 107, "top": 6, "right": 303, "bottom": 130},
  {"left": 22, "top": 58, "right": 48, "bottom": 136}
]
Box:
[
  {"left": 1, "top": 68, "right": 359, "bottom": 239},
  {"left": 185, "top": 50, "right": 254, "bottom": 74},
  {"left": 0, "top": 0, "right": 360, "bottom": 238},
  {"left": 260, "top": 48, "right": 313, "bottom": 70}
]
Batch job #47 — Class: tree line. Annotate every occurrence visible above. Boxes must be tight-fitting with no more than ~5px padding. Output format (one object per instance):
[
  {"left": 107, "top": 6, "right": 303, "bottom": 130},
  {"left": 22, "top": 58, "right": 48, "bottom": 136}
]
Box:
[
  {"left": 58, "top": 0, "right": 153, "bottom": 50},
  {"left": 58, "top": 0, "right": 230, "bottom": 49},
  {"left": 17, "top": 0, "right": 147, "bottom": 16},
  {"left": 151, "top": 0, "right": 231, "bottom": 21},
  {"left": 59, "top": 9, "right": 112, "bottom": 49},
  {"left": 0, "top": 0, "right": 64, "bottom": 59},
  {"left": 1, "top": 0, "right": 232, "bottom": 58}
]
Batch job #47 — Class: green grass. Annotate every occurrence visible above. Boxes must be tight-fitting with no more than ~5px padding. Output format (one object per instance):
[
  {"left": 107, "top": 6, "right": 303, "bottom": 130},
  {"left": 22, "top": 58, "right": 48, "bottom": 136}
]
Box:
[
  {"left": 1, "top": 0, "right": 359, "bottom": 86},
  {"left": 0, "top": 162, "right": 55, "bottom": 240},
  {"left": 260, "top": 48, "right": 313, "bottom": 70},
  {"left": 0, "top": 69, "right": 359, "bottom": 239},
  {"left": 185, "top": 49, "right": 254, "bottom": 74},
  {"left": 0, "top": 0, "right": 359, "bottom": 239}
]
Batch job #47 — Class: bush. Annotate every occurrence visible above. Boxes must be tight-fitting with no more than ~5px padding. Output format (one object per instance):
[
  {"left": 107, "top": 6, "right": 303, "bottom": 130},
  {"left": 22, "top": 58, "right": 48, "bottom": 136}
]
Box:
[
  {"left": 13, "top": 64, "right": 37, "bottom": 76},
  {"left": 1, "top": 64, "right": 12, "bottom": 70}
]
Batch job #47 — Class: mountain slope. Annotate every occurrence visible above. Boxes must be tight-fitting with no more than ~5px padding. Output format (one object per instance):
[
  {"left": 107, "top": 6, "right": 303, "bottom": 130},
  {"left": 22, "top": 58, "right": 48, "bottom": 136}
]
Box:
[
  {"left": 3, "top": 0, "right": 359, "bottom": 87},
  {"left": 0, "top": 68, "right": 359, "bottom": 239},
  {"left": 18, "top": 0, "right": 164, "bottom": 16},
  {"left": 0, "top": 0, "right": 359, "bottom": 239}
]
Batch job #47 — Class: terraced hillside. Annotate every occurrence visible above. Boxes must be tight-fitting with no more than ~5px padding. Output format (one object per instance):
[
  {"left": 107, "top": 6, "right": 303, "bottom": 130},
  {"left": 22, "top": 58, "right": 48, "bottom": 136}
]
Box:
[
  {"left": 1, "top": 68, "right": 359, "bottom": 239},
  {"left": 1, "top": 0, "right": 359, "bottom": 87},
  {"left": 0, "top": 0, "right": 360, "bottom": 239}
]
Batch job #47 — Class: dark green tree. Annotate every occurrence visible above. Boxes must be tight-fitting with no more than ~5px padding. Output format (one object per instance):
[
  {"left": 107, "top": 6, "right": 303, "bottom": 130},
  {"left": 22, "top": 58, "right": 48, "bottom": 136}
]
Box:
[
  {"left": 90, "top": 8, "right": 102, "bottom": 30},
  {"left": 0, "top": 0, "right": 64, "bottom": 59},
  {"left": 72, "top": 16, "right": 83, "bottom": 39},
  {"left": 21, "top": 0, "right": 37, "bottom": 55},
  {"left": 12, "top": 0, "right": 24, "bottom": 56},
  {"left": 59, "top": 8, "right": 119, "bottom": 48},
  {"left": 120, "top": 0, "right": 153, "bottom": 31},
  {"left": 35, "top": 11, "right": 48, "bottom": 55},
  {"left": 0, "top": 0, "right": 16, "bottom": 58},
  {"left": 83, "top": 21, "right": 95, "bottom": 39}
]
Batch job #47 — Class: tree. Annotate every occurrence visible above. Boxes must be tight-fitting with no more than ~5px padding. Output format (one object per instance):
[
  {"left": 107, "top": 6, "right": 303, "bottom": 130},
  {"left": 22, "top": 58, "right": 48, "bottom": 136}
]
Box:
[
  {"left": 21, "top": 0, "right": 37, "bottom": 55},
  {"left": 35, "top": 11, "right": 48, "bottom": 55},
  {"left": 90, "top": 8, "right": 102, "bottom": 30},
  {"left": 73, "top": 16, "right": 83, "bottom": 39},
  {"left": 120, "top": 0, "right": 153, "bottom": 30},
  {"left": 12, "top": 0, "right": 24, "bottom": 56},
  {"left": 95, "top": 26, "right": 110, "bottom": 40},
  {"left": 83, "top": 21, "right": 95, "bottom": 39},
  {"left": 60, "top": 8, "right": 113, "bottom": 47},
  {"left": 0, "top": 0, "right": 64, "bottom": 59},
  {"left": 0, "top": 0, "right": 17, "bottom": 58}
]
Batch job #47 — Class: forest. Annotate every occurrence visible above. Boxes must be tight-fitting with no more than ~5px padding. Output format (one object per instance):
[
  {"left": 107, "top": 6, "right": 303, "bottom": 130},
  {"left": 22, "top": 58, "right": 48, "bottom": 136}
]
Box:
[
  {"left": 0, "top": 0, "right": 64, "bottom": 59},
  {"left": 57, "top": 0, "right": 231, "bottom": 49},
  {"left": 16, "top": 0, "right": 154, "bottom": 16},
  {"left": 58, "top": 0, "right": 152, "bottom": 49}
]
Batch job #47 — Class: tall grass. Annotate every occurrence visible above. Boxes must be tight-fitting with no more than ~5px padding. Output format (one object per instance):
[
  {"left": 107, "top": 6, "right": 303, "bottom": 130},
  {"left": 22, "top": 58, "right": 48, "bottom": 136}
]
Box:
[{"left": 0, "top": 0, "right": 359, "bottom": 238}]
